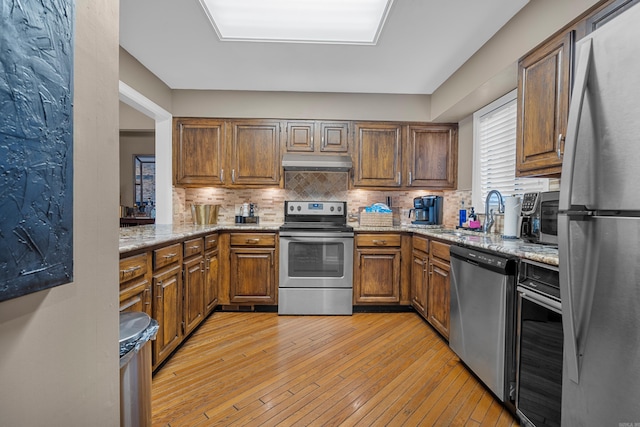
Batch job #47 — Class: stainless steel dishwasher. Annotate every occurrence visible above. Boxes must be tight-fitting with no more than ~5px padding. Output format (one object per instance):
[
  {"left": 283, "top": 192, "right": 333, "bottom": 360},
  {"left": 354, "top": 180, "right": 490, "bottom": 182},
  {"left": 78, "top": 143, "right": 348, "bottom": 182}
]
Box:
[{"left": 449, "top": 245, "right": 518, "bottom": 409}]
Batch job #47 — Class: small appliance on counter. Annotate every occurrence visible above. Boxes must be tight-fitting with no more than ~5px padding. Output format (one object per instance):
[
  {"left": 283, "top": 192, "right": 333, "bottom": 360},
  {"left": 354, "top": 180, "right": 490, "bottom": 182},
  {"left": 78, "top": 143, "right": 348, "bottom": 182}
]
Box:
[
  {"left": 519, "top": 191, "right": 559, "bottom": 245},
  {"left": 408, "top": 195, "right": 443, "bottom": 225},
  {"left": 235, "top": 202, "right": 259, "bottom": 224}
]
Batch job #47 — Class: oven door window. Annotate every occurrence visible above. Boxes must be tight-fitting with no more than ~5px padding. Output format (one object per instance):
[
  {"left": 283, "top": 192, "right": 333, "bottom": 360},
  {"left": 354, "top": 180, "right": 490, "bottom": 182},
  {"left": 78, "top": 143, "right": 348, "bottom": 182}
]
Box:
[
  {"left": 517, "top": 294, "right": 563, "bottom": 427},
  {"left": 287, "top": 241, "right": 344, "bottom": 277}
]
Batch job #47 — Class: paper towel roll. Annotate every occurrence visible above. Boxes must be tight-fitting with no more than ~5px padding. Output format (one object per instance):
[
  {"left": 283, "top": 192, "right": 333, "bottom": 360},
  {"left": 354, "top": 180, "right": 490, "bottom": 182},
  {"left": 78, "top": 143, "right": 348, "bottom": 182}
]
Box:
[{"left": 503, "top": 196, "right": 521, "bottom": 237}]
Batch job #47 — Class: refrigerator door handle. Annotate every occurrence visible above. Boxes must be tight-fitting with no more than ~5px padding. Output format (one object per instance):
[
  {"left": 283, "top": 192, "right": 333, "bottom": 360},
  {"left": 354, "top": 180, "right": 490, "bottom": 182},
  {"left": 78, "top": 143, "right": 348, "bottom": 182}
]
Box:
[
  {"left": 559, "top": 214, "right": 580, "bottom": 383},
  {"left": 559, "top": 39, "right": 593, "bottom": 212}
]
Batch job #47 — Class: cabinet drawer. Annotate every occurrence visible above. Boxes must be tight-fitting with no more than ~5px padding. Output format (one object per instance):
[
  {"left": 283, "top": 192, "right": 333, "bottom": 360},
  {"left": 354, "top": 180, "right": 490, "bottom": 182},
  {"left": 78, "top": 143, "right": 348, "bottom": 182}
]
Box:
[
  {"left": 154, "top": 243, "right": 182, "bottom": 270},
  {"left": 431, "top": 240, "right": 450, "bottom": 262},
  {"left": 119, "top": 253, "right": 148, "bottom": 283},
  {"left": 204, "top": 233, "right": 219, "bottom": 250},
  {"left": 229, "top": 233, "right": 276, "bottom": 247},
  {"left": 356, "top": 234, "right": 401, "bottom": 247},
  {"left": 184, "top": 237, "right": 204, "bottom": 258},
  {"left": 412, "top": 236, "right": 429, "bottom": 254}
]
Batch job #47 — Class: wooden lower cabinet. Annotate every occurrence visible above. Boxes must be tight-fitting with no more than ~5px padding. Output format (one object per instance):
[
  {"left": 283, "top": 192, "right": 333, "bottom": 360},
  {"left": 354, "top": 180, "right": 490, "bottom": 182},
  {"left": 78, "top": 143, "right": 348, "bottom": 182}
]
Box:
[
  {"left": 119, "top": 253, "right": 152, "bottom": 316},
  {"left": 228, "top": 233, "right": 277, "bottom": 305},
  {"left": 354, "top": 233, "right": 403, "bottom": 304},
  {"left": 183, "top": 238, "right": 205, "bottom": 337},
  {"left": 204, "top": 234, "right": 220, "bottom": 315},
  {"left": 152, "top": 259, "right": 183, "bottom": 369},
  {"left": 411, "top": 248, "right": 428, "bottom": 317},
  {"left": 410, "top": 236, "right": 451, "bottom": 340},
  {"left": 428, "top": 257, "right": 450, "bottom": 339}
]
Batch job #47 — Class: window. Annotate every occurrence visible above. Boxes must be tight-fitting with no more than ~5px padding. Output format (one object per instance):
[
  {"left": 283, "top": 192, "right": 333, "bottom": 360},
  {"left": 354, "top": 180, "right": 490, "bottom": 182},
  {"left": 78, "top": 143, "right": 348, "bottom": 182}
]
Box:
[
  {"left": 134, "top": 155, "right": 155, "bottom": 208},
  {"left": 472, "top": 90, "right": 548, "bottom": 213}
]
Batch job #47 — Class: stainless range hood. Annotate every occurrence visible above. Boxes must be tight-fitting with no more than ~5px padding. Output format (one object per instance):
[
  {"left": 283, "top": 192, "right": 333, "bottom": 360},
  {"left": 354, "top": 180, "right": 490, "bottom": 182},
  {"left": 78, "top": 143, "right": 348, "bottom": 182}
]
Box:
[{"left": 282, "top": 153, "right": 352, "bottom": 171}]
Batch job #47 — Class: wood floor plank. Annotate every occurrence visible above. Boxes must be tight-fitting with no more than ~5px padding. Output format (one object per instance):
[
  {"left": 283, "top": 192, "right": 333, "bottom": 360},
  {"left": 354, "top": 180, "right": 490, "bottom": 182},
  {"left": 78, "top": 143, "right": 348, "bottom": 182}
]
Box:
[{"left": 151, "top": 312, "right": 519, "bottom": 427}]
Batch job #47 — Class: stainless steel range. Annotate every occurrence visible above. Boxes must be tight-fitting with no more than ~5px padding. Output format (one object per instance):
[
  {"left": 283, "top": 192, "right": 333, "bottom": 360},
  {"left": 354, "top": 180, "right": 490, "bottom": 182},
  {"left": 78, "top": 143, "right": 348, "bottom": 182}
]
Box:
[{"left": 278, "top": 201, "right": 354, "bottom": 315}]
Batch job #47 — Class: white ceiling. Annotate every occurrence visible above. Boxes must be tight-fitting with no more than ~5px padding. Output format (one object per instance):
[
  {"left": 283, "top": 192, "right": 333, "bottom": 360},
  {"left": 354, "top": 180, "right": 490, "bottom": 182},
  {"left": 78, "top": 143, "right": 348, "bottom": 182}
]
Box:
[{"left": 119, "top": 0, "right": 529, "bottom": 95}]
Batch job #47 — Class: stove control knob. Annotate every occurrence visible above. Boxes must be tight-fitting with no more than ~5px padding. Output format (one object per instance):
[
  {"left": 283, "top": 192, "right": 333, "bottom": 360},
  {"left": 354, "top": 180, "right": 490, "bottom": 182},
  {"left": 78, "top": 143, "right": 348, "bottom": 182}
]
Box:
[
  {"left": 297, "top": 206, "right": 302, "bottom": 211},
  {"left": 337, "top": 206, "right": 342, "bottom": 212},
  {"left": 330, "top": 206, "right": 335, "bottom": 212},
  {"left": 289, "top": 205, "right": 294, "bottom": 211}
]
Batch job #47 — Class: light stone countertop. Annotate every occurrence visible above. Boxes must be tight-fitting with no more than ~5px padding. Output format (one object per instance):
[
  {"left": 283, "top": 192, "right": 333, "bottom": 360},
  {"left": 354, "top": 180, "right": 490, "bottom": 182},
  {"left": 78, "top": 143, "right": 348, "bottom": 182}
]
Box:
[{"left": 120, "top": 223, "right": 559, "bottom": 266}]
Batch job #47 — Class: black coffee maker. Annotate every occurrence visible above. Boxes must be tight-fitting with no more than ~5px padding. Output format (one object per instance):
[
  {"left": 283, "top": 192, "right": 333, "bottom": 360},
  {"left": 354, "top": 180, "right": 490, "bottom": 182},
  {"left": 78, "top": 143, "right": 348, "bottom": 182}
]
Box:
[{"left": 409, "top": 196, "right": 443, "bottom": 225}]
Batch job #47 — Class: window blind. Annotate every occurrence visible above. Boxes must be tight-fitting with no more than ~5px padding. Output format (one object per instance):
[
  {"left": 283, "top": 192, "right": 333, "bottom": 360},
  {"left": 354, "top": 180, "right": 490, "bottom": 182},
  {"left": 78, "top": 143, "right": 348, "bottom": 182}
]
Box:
[{"left": 472, "top": 90, "right": 548, "bottom": 212}]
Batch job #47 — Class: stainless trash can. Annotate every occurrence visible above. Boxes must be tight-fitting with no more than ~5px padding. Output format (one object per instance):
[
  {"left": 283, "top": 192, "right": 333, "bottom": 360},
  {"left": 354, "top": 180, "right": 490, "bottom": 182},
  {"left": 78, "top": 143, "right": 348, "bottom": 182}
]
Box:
[{"left": 119, "top": 312, "right": 158, "bottom": 427}]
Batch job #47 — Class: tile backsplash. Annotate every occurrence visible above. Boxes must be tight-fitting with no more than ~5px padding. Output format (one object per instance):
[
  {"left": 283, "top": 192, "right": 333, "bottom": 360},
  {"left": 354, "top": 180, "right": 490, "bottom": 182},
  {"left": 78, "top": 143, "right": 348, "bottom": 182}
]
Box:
[{"left": 173, "top": 172, "right": 559, "bottom": 234}]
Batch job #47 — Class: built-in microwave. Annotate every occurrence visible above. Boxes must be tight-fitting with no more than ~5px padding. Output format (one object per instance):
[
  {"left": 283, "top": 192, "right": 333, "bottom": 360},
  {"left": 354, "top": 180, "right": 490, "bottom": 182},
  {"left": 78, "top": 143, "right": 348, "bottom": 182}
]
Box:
[{"left": 520, "top": 191, "right": 559, "bottom": 246}]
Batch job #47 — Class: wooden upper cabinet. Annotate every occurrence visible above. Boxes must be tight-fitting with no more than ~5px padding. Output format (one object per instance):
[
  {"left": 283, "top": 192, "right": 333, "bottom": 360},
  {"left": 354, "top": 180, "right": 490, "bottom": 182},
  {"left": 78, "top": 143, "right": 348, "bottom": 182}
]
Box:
[
  {"left": 174, "top": 118, "right": 225, "bottom": 186},
  {"left": 353, "top": 122, "right": 403, "bottom": 187},
  {"left": 285, "top": 121, "right": 315, "bottom": 152},
  {"left": 318, "top": 121, "right": 349, "bottom": 152},
  {"left": 228, "top": 120, "right": 282, "bottom": 187},
  {"left": 285, "top": 120, "right": 349, "bottom": 153},
  {"left": 516, "top": 29, "right": 574, "bottom": 177},
  {"left": 406, "top": 125, "right": 457, "bottom": 189}
]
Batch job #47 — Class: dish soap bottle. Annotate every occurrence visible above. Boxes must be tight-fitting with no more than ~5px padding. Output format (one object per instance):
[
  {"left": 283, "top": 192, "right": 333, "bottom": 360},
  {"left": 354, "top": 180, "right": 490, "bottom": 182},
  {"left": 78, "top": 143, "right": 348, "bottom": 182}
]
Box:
[{"left": 459, "top": 200, "right": 467, "bottom": 228}]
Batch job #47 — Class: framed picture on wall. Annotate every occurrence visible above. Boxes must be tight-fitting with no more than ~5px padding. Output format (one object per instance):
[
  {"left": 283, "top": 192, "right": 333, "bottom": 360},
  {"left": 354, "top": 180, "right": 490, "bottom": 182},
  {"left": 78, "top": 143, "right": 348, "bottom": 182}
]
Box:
[{"left": 0, "top": 0, "right": 75, "bottom": 302}]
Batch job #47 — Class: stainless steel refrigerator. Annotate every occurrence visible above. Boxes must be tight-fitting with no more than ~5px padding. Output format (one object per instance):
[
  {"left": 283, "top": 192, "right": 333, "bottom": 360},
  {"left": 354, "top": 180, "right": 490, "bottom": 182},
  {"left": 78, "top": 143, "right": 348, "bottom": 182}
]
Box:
[{"left": 559, "top": 4, "right": 640, "bottom": 426}]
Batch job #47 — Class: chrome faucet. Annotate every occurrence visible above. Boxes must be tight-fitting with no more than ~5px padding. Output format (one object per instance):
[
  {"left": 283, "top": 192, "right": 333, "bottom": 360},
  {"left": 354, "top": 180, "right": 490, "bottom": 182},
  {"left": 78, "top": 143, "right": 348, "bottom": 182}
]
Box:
[{"left": 484, "top": 190, "right": 505, "bottom": 233}]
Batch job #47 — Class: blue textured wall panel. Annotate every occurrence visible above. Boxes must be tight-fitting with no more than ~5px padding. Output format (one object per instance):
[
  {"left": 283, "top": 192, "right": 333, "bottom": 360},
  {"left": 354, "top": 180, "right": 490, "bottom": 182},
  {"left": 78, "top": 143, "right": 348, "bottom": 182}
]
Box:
[{"left": 0, "top": 0, "right": 75, "bottom": 301}]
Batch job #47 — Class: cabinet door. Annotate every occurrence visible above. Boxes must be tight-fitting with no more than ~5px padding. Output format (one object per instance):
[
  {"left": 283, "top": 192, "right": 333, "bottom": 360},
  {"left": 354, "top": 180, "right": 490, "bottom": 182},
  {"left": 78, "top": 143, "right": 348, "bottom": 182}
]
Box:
[
  {"left": 229, "top": 248, "right": 276, "bottom": 304},
  {"left": 204, "top": 249, "right": 219, "bottom": 315},
  {"left": 354, "top": 248, "right": 401, "bottom": 304},
  {"left": 152, "top": 264, "right": 183, "bottom": 367},
  {"left": 228, "top": 120, "right": 281, "bottom": 186},
  {"left": 406, "top": 125, "right": 457, "bottom": 189},
  {"left": 411, "top": 250, "right": 428, "bottom": 317},
  {"left": 183, "top": 256, "right": 205, "bottom": 336},
  {"left": 174, "top": 118, "right": 225, "bottom": 186},
  {"left": 119, "top": 278, "right": 151, "bottom": 316},
  {"left": 319, "top": 121, "right": 349, "bottom": 152},
  {"left": 516, "top": 30, "right": 573, "bottom": 177},
  {"left": 353, "top": 122, "right": 402, "bottom": 187},
  {"left": 428, "top": 257, "right": 450, "bottom": 340},
  {"left": 285, "top": 121, "right": 315, "bottom": 152}
]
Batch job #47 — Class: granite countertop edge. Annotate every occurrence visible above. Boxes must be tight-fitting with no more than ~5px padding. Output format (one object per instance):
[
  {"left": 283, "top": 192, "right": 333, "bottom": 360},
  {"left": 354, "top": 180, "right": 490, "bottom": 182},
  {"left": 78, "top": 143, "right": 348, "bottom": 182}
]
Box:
[{"left": 120, "top": 223, "right": 559, "bottom": 266}]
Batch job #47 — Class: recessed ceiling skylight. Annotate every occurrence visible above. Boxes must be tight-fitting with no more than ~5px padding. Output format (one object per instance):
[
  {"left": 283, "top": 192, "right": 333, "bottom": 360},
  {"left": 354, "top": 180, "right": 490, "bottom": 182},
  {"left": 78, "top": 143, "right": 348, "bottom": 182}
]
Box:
[{"left": 198, "top": 0, "right": 394, "bottom": 45}]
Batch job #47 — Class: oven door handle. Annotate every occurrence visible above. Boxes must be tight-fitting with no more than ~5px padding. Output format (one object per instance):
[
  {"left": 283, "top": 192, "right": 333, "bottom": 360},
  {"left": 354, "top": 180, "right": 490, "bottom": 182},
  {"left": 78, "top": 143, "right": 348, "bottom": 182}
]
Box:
[
  {"left": 517, "top": 287, "right": 561, "bottom": 314},
  {"left": 280, "top": 233, "right": 354, "bottom": 240}
]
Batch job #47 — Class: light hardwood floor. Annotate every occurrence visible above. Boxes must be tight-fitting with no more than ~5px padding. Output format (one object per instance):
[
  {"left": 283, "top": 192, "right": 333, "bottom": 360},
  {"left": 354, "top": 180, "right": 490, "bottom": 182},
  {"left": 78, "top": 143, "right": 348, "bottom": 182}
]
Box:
[{"left": 152, "top": 311, "right": 519, "bottom": 427}]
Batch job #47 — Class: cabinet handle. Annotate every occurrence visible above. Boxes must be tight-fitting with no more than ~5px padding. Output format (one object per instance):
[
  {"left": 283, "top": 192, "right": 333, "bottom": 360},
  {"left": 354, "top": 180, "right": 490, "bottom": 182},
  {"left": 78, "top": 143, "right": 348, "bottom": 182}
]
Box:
[
  {"left": 163, "top": 253, "right": 177, "bottom": 259},
  {"left": 120, "top": 265, "right": 141, "bottom": 278},
  {"left": 232, "top": 169, "right": 236, "bottom": 183},
  {"left": 372, "top": 240, "right": 387, "bottom": 246},
  {"left": 221, "top": 169, "right": 225, "bottom": 183},
  {"left": 246, "top": 238, "right": 260, "bottom": 244},
  {"left": 408, "top": 171, "right": 412, "bottom": 186},
  {"left": 201, "top": 261, "right": 205, "bottom": 274},
  {"left": 189, "top": 245, "right": 200, "bottom": 251},
  {"left": 557, "top": 134, "right": 564, "bottom": 158},
  {"left": 397, "top": 172, "right": 401, "bottom": 184}
]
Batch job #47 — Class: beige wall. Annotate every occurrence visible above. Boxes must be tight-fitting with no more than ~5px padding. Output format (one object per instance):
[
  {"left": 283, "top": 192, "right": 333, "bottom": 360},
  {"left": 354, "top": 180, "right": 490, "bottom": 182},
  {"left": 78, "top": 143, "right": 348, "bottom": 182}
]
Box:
[
  {"left": 431, "top": 0, "right": 601, "bottom": 122},
  {"left": 120, "top": 131, "right": 155, "bottom": 206},
  {"left": 0, "top": 1, "right": 120, "bottom": 425},
  {"left": 120, "top": 101, "right": 155, "bottom": 130},
  {"left": 119, "top": 47, "right": 173, "bottom": 113},
  {"left": 172, "top": 90, "right": 432, "bottom": 122}
]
